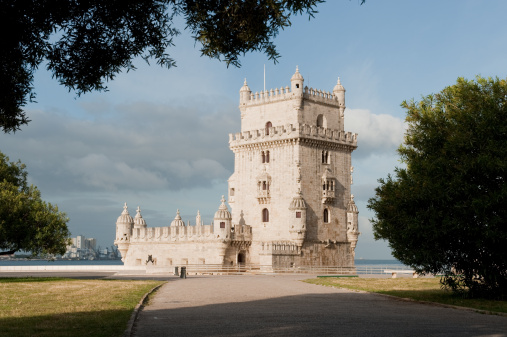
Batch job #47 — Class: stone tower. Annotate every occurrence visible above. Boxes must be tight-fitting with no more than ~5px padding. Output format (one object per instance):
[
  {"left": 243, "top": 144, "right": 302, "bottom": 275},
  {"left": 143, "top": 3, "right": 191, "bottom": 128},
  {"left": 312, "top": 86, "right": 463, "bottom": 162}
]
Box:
[{"left": 228, "top": 67, "right": 359, "bottom": 269}]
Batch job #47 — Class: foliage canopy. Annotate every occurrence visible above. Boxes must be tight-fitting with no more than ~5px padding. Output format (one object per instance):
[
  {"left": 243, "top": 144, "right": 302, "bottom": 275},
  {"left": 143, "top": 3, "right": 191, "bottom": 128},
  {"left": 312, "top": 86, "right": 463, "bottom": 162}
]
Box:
[
  {"left": 368, "top": 76, "right": 507, "bottom": 299},
  {"left": 0, "top": 151, "right": 70, "bottom": 256},
  {"left": 0, "top": 0, "right": 333, "bottom": 133}
]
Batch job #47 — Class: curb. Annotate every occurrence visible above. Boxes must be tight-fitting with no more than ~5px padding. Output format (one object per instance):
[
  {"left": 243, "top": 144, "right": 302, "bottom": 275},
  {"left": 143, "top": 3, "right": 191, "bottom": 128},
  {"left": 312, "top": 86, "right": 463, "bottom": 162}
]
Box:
[
  {"left": 123, "top": 282, "right": 166, "bottom": 337},
  {"left": 372, "top": 292, "right": 507, "bottom": 317},
  {"left": 306, "top": 281, "right": 507, "bottom": 317}
]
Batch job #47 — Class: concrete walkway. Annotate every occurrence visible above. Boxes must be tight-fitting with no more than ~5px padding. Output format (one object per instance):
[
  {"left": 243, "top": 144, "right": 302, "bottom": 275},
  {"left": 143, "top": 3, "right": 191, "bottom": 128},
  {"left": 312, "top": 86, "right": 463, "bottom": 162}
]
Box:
[{"left": 132, "top": 274, "right": 507, "bottom": 337}]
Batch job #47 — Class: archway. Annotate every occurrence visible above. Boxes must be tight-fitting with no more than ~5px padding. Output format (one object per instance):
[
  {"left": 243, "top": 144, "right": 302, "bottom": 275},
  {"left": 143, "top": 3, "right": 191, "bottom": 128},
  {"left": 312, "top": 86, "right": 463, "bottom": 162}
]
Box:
[{"left": 237, "top": 252, "right": 246, "bottom": 264}]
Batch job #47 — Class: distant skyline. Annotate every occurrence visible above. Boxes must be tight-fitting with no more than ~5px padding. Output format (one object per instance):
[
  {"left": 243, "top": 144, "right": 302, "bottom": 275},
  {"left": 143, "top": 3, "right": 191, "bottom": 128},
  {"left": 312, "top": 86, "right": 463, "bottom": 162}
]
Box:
[{"left": 2, "top": 1, "right": 507, "bottom": 258}]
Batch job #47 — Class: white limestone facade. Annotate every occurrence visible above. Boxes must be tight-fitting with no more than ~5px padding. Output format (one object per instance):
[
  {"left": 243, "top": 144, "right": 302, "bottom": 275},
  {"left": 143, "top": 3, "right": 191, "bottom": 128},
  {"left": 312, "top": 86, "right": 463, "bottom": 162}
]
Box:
[{"left": 115, "top": 68, "right": 360, "bottom": 269}]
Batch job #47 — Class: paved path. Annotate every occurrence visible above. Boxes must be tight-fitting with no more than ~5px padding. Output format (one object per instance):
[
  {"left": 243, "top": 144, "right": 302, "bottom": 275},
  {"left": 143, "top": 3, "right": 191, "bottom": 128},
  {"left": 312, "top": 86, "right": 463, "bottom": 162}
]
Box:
[{"left": 133, "top": 274, "right": 507, "bottom": 337}]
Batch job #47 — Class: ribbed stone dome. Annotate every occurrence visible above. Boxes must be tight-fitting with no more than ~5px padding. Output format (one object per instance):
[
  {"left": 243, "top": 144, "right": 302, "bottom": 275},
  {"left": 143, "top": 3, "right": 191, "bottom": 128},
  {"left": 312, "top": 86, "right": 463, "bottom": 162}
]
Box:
[
  {"left": 214, "top": 196, "right": 232, "bottom": 220},
  {"left": 134, "top": 206, "right": 147, "bottom": 228},
  {"left": 347, "top": 195, "right": 358, "bottom": 213},
  {"left": 289, "top": 191, "right": 307, "bottom": 210},
  {"left": 333, "top": 77, "right": 345, "bottom": 92},
  {"left": 240, "top": 78, "right": 251, "bottom": 92},
  {"left": 291, "top": 66, "right": 304, "bottom": 81},
  {"left": 170, "top": 209, "right": 185, "bottom": 227},
  {"left": 116, "top": 203, "right": 134, "bottom": 224}
]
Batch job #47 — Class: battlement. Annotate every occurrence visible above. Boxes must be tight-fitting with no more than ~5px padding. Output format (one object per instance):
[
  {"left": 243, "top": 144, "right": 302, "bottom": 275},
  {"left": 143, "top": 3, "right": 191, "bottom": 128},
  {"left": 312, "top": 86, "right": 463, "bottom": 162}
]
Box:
[
  {"left": 130, "top": 223, "right": 252, "bottom": 243},
  {"left": 241, "top": 86, "right": 342, "bottom": 108},
  {"left": 229, "top": 123, "right": 358, "bottom": 148}
]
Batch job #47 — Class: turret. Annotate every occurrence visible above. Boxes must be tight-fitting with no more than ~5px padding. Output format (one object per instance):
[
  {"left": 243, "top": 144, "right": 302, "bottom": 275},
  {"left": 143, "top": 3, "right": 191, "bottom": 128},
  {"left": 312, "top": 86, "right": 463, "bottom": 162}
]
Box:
[
  {"left": 239, "top": 79, "right": 252, "bottom": 112},
  {"left": 289, "top": 190, "right": 307, "bottom": 248},
  {"left": 346, "top": 195, "right": 360, "bottom": 257},
  {"left": 133, "top": 206, "right": 147, "bottom": 229},
  {"left": 214, "top": 195, "right": 232, "bottom": 239},
  {"left": 170, "top": 209, "right": 185, "bottom": 227},
  {"left": 291, "top": 66, "right": 304, "bottom": 110},
  {"left": 333, "top": 77, "right": 346, "bottom": 120},
  {"left": 114, "top": 203, "right": 134, "bottom": 262}
]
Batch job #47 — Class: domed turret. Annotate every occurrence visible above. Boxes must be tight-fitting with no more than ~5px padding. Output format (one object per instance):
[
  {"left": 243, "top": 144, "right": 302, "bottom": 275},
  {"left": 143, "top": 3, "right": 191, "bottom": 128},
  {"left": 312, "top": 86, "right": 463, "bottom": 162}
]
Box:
[
  {"left": 114, "top": 203, "right": 134, "bottom": 262},
  {"left": 289, "top": 190, "right": 307, "bottom": 247},
  {"left": 134, "top": 206, "right": 147, "bottom": 229},
  {"left": 333, "top": 77, "right": 346, "bottom": 108},
  {"left": 239, "top": 78, "right": 252, "bottom": 106},
  {"left": 290, "top": 66, "right": 304, "bottom": 93},
  {"left": 346, "top": 195, "right": 360, "bottom": 256},
  {"left": 170, "top": 209, "right": 185, "bottom": 227},
  {"left": 116, "top": 202, "right": 134, "bottom": 225},
  {"left": 291, "top": 66, "right": 304, "bottom": 110},
  {"left": 214, "top": 196, "right": 232, "bottom": 239},
  {"left": 214, "top": 195, "right": 232, "bottom": 220}
]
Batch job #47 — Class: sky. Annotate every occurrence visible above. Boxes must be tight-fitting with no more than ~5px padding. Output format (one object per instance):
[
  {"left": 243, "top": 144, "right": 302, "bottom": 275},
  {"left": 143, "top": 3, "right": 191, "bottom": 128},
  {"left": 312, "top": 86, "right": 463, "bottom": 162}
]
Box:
[{"left": 1, "top": 0, "right": 507, "bottom": 258}]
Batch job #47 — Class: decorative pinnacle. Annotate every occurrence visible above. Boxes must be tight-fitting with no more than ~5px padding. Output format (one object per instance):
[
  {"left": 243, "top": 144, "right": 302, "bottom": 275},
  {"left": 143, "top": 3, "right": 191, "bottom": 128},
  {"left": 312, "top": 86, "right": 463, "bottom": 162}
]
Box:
[
  {"left": 122, "top": 202, "right": 129, "bottom": 214},
  {"left": 244, "top": 78, "right": 247, "bottom": 85},
  {"left": 175, "top": 209, "right": 181, "bottom": 220},
  {"left": 337, "top": 77, "right": 341, "bottom": 85},
  {"left": 219, "top": 195, "right": 227, "bottom": 210},
  {"left": 135, "top": 206, "right": 142, "bottom": 218}
]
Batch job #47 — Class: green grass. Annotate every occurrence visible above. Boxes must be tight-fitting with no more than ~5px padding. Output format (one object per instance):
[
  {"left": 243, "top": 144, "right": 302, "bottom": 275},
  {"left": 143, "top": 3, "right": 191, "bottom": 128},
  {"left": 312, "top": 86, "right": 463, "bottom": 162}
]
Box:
[
  {"left": 0, "top": 277, "right": 164, "bottom": 337},
  {"left": 304, "top": 277, "right": 507, "bottom": 314}
]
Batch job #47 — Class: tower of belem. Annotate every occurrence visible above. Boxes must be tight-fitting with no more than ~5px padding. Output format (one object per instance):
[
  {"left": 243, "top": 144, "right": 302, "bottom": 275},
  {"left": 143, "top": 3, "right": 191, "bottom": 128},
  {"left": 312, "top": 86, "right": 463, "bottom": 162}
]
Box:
[{"left": 114, "top": 68, "right": 359, "bottom": 270}]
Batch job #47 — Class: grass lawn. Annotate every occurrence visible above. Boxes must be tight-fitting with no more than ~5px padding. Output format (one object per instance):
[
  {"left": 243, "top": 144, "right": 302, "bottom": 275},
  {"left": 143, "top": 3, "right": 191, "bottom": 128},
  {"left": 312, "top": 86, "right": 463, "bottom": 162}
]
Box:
[
  {"left": 304, "top": 277, "right": 507, "bottom": 314},
  {"left": 0, "top": 277, "right": 164, "bottom": 337}
]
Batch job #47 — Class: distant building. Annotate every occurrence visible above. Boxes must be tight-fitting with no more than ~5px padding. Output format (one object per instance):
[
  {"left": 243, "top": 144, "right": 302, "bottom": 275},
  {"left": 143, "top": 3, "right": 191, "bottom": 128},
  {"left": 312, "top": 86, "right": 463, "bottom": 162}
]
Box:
[
  {"left": 115, "top": 68, "right": 360, "bottom": 270},
  {"left": 64, "top": 235, "right": 97, "bottom": 259}
]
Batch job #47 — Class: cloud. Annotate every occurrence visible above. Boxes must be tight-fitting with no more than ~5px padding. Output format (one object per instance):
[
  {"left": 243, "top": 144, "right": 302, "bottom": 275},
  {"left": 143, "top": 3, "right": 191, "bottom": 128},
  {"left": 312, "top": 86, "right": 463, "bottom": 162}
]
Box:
[
  {"left": 0, "top": 97, "right": 239, "bottom": 194},
  {"left": 345, "top": 108, "right": 406, "bottom": 158}
]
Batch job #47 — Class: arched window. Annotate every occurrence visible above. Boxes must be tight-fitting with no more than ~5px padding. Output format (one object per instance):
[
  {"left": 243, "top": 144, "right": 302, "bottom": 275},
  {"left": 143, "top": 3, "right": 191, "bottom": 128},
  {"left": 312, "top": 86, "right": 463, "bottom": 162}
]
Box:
[
  {"left": 316, "top": 114, "right": 327, "bottom": 128},
  {"left": 261, "top": 151, "right": 265, "bottom": 163},
  {"left": 265, "top": 150, "right": 270, "bottom": 163},
  {"left": 262, "top": 208, "right": 269, "bottom": 222},
  {"left": 262, "top": 181, "right": 267, "bottom": 190},
  {"left": 265, "top": 121, "right": 272, "bottom": 135},
  {"left": 323, "top": 209, "right": 329, "bottom": 223}
]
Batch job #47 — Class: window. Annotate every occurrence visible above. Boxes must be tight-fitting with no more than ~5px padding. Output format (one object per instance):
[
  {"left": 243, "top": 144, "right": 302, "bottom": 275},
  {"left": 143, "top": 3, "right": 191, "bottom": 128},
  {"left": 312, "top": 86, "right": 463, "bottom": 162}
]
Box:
[
  {"left": 322, "top": 150, "right": 329, "bottom": 164},
  {"left": 323, "top": 209, "right": 329, "bottom": 223},
  {"left": 317, "top": 114, "right": 327, "bottom": 128},
  {"left": 220, "top": 222, "right": 225, "bottom": 228},
  {"left": 265, "top": 150, "right": 270, "bottom": 163},
  {"left": 230, "top": 188, "right": 235, "bottom": 196},
  {"left": 262, "top": 208, "right": 269, "bottom": 222},
  {"left": 265, "top": 121, "right": 272, "bottom": 135},
  {"left": 296, "top": 211, "right": 301, "bottom": 218},
  {"left": 262, "top": 151, "right": 265, "bottom": 163},
  {"left": 262, "top": 181, "right": 267, "bottom": 190}
]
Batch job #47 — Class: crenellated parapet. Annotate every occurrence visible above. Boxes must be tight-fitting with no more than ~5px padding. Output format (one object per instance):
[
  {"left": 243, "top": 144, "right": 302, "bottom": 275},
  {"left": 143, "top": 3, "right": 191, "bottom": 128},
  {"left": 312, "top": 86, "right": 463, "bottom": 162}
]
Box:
[
  {"left": 229, "top": 123, "right": 357, "bottom": 149},
  {"left": 239, "top": 67, "right": 345, "bottom": 110},
  {"left": 131, "top": 223, "right": 215, "bottom": 243}
]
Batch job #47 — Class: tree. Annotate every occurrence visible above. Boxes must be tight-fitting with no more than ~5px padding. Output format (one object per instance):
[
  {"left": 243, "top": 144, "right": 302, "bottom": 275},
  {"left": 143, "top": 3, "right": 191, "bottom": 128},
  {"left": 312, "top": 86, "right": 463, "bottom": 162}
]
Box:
[
  {"left": 0, "top": 0, "right": 335, "bottom": 133},
  {"left": 0, "top": 151, "right": 70, "bottom": 256},
  {"left": 368, "top": 76, "right": 507, "bottom": 299}
]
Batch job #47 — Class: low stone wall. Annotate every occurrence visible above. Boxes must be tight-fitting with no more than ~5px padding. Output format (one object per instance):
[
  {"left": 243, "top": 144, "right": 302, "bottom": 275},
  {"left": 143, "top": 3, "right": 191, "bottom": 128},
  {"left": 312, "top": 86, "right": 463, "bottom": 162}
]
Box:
[{"left": 0, "top": 265, "right": 145, "bottom": 272}]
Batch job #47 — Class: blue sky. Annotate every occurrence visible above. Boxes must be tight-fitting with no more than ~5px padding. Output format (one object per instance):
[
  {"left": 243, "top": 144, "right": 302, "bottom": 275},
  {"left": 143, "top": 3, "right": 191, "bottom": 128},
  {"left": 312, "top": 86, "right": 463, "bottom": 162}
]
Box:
[{"left": 1, "top": 0, "right": 507, "bottom": 258}]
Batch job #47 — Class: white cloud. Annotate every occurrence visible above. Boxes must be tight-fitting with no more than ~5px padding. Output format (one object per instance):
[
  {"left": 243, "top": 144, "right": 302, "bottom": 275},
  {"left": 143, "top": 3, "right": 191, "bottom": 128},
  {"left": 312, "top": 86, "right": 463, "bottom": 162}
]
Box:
[{"left": 345, "top": 108, "right": 406, "bottom": 158}]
